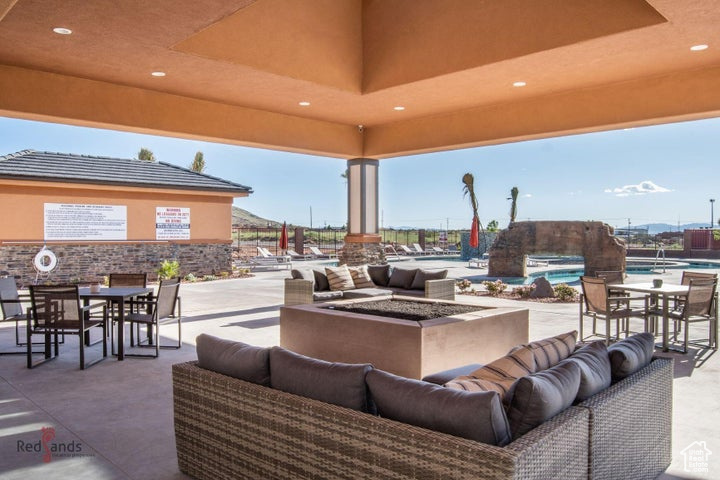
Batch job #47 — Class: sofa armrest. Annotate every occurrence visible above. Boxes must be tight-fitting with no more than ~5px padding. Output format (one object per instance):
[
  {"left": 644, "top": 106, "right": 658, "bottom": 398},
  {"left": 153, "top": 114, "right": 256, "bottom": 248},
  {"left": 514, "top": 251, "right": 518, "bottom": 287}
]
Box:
[
  {"left": 579, "top": 357, "right": 673, "bottom": 480},
  {"left": 173, "top": 361, "right": 589, "bottom": 480},
  {"left": 284, "top": 278, "right": 314, "bottom": 306},
  {"left": 425, "top": 278, "right": 455, "bottom": 300}
]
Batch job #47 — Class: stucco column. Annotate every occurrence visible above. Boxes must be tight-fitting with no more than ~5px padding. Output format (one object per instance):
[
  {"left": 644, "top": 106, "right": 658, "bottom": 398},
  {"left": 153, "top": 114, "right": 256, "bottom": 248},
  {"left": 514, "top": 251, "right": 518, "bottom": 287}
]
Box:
[{"left": 341, "top": 158, "right": 385, "bottom": 265}]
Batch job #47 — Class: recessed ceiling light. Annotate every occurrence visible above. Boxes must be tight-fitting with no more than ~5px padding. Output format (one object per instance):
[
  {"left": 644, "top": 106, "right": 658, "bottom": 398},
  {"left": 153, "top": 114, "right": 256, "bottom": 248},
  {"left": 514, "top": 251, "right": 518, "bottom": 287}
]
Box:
[
  {"left": 298, "top": 101, "right": 311, "bottom": 106},
  {"left": 513, "top": 81, "right": 527, "bottom": 87},
  {"left": 690, "top": 44, "right": 708, "bottom": 51},
  {"left": 393, "top": 106, "right": 405, "bottom": 111},
  {"left": 151, "top": 71, "right": 166, "bottom": 77},
  {"left": 53, "top": 27, "right": 72, "bottom": 35}
]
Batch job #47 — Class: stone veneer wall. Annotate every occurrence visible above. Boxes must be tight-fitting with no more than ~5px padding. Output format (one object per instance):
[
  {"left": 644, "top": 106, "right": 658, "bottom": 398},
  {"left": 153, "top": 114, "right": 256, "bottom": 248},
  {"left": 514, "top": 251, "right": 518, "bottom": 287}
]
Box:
[
  {"left": 0, "top": 243, "right": 232, "bottom": 287},
  {"left": 488, "top": 221, "right": 626, "bottom": 277},
  {"left": 339, "top": 242, "right": 386, "bottom": 266}
]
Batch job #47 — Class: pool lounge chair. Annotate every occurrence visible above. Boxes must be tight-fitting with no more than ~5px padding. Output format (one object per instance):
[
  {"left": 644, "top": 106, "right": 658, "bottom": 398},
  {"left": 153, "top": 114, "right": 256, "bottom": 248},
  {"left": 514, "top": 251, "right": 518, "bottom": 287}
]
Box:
[
  {"left": 430, "top": 246, "right": 450, "bottom": 255},
  {"left": 308, "top": 246, "right": 337, "bottom": 259},
  {"left": 287, "top": 249, "right": 312, "bottom": 260},
  {"left": 468, "top": 258, "right": 487, "bottom": 268},
  {"left": 412, "top": 243, "right": 430, "bottom": 255},
  {"left": 398, "top": 245, "right": 417, "bottom": 255}
]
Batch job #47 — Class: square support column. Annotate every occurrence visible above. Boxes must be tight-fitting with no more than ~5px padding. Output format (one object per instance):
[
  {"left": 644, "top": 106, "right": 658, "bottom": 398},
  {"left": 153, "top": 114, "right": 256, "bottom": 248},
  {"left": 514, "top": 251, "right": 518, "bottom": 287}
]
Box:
[{"left": 342, "top": 158, "right": 385, "bottom": 265}]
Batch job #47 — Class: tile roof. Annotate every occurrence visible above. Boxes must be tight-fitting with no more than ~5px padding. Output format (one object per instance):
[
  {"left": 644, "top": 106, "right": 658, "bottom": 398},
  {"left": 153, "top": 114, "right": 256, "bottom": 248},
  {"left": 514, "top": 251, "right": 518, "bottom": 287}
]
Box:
[{"left": 0, "top": 150, "right": 252, "bottom": 194}]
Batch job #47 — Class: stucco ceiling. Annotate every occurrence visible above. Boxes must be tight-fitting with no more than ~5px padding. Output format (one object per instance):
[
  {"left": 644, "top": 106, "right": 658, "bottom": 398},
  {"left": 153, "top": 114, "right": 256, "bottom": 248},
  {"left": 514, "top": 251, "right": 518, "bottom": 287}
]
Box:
[{"left": 1, "top": 0, "right": 719, "bottom": 159}]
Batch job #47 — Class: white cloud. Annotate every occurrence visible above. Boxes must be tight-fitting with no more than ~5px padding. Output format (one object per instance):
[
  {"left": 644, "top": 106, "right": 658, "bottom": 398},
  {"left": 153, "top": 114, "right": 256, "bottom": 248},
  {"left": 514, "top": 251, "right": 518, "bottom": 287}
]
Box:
[
  {"left": 604, "top": 180, "right": 672, "bottom": 197},
  {"left": 523, "top": 194, "right": 532, "bottom": 198}
]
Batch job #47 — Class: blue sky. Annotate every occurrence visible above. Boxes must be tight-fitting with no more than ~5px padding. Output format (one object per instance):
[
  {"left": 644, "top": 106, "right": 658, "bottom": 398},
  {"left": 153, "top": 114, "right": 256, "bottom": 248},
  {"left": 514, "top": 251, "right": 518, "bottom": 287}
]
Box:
[{"left": 1, "top": 115, "right": 718, "bottom": 231}]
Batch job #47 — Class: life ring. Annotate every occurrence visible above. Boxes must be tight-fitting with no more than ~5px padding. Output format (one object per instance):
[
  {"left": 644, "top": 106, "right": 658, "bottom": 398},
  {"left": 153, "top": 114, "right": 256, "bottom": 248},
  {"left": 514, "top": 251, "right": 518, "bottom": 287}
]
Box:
[{"left": 34, "top": 247, "right": 58, "bottom": 273}]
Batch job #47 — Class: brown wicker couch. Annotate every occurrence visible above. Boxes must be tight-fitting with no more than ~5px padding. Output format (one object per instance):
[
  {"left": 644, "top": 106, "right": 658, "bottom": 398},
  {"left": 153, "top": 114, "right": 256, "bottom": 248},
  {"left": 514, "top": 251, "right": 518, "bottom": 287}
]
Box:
[{"left": 172, "top": 356, "right": 672, "bottom": 480}]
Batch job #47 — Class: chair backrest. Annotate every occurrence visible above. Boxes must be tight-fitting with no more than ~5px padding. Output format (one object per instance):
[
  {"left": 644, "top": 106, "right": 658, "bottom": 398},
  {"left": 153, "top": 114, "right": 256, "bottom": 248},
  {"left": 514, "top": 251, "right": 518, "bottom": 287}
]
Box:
[
  {"left": 155, "top": 278, "right": 180, "bottom": 320},
  {"left": 680, "top": 271, "right": 718, "bottom": 286},
  {"left": 580, "top": 276, "right": 609, "bottom": 314},
  {"left": 29, "top": 285, "right": 82, "bottom": 328},
  {"left": 413, "top": 244, "right": 424, "bottom": 253},
  {"left": 257, "top": 247, "right": 272, "bottom": 257},
  {"left": 309, "top": 246, "right": 324, "bottom": 255},
  {"left": 399, "top": 245, "right": 414, "bottom": 253},
  {"left": 595, "top": 270, "right": 624, "bottom": 285},
  {"left": 0, "top": 277, "right": 24, "bottom": 319},
  {"left": 683, "top": 279, "right": 717, "bottom": 317},
  {"left": 109, "top": 273, "right": 148, "bottom": 288}
]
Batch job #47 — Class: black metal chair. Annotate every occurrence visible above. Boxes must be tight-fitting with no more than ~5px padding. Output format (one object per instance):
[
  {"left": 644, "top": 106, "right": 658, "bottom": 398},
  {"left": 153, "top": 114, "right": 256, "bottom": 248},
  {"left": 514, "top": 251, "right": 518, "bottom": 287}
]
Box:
[
  {"left": 27, "top": 284, "right": 107, "bottom": 369},
  {"left": 112, "top": 278, "right": 181, "bottom": 358},
  {"left": 0, "top": 277, "right": 33, "bottom": 355}
]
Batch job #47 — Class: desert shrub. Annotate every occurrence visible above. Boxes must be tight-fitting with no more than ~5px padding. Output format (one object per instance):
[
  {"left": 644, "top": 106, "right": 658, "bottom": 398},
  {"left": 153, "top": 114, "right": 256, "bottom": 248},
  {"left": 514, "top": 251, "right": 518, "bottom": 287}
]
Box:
[
  {"left": 512, "top": 284, "right": 536, "bottom": 298},
  {"left": 157, "top": 260, "right": 180, "bottom": 280},
  {"left": 202, "top": 274, "right": 218, "bottom": 282},
  {"left": 218, "top": 271, "right": 230, "bottom": 278},
  {"left": 456, "top": 279, "right": 472, "bottom": 293},
  {"left": 482, "top": 279, "right": 508, "bottom": 296},
  {"left": 184, "top": 273, "right": 197, "bottom": 283},
  {"left": 553, "top": 283, "right": 578, "bottom": 302}
]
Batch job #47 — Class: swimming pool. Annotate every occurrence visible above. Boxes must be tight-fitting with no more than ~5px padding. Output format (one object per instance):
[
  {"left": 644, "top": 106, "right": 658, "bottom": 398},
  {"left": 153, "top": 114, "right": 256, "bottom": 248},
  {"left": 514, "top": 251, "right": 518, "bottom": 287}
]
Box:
[{"left": 497, "top": 261, "right": 720, "bottom": 285}]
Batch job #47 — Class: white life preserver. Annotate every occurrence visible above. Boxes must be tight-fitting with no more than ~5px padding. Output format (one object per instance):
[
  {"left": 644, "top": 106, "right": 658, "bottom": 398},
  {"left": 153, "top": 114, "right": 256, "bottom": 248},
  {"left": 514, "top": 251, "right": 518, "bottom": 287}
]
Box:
[{"left": 34, "top": 247, "right": 58, "bottom": 273}]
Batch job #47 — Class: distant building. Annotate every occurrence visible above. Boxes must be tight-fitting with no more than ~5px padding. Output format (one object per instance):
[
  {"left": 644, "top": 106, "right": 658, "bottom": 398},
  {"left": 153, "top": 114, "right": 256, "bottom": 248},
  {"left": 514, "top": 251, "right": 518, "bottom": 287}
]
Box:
[{"left": 0, "top": 150, "right": 252, "bottom": 285}]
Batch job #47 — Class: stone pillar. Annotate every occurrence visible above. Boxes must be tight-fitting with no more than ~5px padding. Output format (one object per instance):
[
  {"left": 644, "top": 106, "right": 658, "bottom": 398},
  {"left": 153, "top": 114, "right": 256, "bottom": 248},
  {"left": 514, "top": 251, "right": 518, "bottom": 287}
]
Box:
[
  {"left": 419, "top": 229, "right": 426, "bottom": 251},
  {"left": 342, "top": 158, "right": 385, "bottom": 265},
  {"left": 294, "top": 227, "right": 304, "bottom": 254}
]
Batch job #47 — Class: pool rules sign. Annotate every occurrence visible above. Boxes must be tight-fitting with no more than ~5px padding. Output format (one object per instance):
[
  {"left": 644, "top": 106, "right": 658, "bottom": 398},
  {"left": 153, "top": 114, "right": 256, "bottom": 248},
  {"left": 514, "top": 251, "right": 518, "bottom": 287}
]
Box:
[{"left": 156, "top": 207, "right": 190, "bottom": 240}]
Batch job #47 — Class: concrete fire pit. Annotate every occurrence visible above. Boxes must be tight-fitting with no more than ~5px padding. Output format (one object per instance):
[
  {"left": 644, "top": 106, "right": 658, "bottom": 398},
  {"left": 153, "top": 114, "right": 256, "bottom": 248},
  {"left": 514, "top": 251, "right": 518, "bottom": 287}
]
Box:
[{"left": 280, "top": 296, "right": 529, "bottom": 379}]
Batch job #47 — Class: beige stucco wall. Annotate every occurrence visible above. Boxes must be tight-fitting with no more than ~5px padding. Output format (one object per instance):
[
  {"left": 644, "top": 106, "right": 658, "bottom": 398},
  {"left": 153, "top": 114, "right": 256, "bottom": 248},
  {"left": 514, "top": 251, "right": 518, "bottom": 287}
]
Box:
[{"left": 0, "top": 179, "right": 239, "bottom": 243}]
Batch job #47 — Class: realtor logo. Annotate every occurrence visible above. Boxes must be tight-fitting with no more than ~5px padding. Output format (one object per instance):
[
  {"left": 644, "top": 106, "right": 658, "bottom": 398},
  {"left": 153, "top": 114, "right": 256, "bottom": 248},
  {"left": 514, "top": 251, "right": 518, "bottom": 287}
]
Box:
[{"left": 681, "top": 441, "right": 711, "bottom": 474}]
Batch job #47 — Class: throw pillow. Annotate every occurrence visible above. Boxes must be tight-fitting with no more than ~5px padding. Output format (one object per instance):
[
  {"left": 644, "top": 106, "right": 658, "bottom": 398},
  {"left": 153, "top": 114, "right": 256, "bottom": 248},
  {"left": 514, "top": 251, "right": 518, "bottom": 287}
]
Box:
[
  {"left": 325, "top": 265, "right": 355, "bottom": 291},
  {"left": 366, "top": 369, "right": 511, "bottom": 446},
  {"left": 410, "top": 269, "right": 448, "bottom": 290},
  {"left": 505, "top": 359, "right": 581, "bottom": 438},
  {"left": 312, "top": 269, "right": 330, "bottom": 291},
  {"left": 513, "top": 330, "right": 578, "bottom": 371},
  {"left": 195, "top": 334, "right": 271, "bottom": 386},
  {"left": 444, "top": 346, "right": 535, "bottom": 400},
  {"left": 606, "top": 332, "right": 655, "bottom": 381},
  {"left": 291, "top": 268, "right": 316, "bottom": 290},
  {"left": 367, "top": 264, "right": 391, "bottom": 287},
  {"left": 388, "top": 268, "right": 418, "bottom": 290},
  {"left": 269, "top": 347, "right": 373, "bottom": 412},
  {"left": 348, "top": 266, "right": 375, "bottom": 289},
  {"left": 566, "top": 341, "right": 612, "bottom": 402}
]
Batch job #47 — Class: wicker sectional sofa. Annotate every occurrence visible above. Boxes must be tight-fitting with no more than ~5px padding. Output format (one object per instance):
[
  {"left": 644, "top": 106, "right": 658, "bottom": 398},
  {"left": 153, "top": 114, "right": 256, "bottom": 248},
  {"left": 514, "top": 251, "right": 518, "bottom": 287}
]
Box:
[
  {"left": 173, "top": 334, "right": 672, "bottom": 480},
  {"left": 284, "top": 264, "right": 455, "bottom": 306}
]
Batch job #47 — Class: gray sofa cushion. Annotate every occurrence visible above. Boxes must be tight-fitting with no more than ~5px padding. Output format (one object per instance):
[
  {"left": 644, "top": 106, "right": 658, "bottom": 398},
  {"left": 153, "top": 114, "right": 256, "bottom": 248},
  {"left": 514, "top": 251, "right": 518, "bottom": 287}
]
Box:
[
  {"left": 367, "top": 264, "right": 391, "bottom": 287},
  {"left": 506, "top": 360, "right": 581, "bottom": 438},
  {"left": 313, "top": 290, "right": 345, "bottom": 301},
  {"left": 422, "top": 363, "right": 484, "bottom": 385},
  {"left": 388, "top": 268, "right": 418, "bottom": 289},
  {"left": 389, "top": 288, "right": 423, "bottom": 297},
  {"left": 291, "top": 268, "right": 316, "bottom": 289},
  {"left": 195, "top": 334, "right": 270, "bottom": 386},
  {"left": 269, "top": 347, "right": 373, "bottom": 412},
  {"left": 410, "top": 269, "right": 448, "bottom": 290},
  {"left": 342, "top": 288, "right": 394, "bottom": 299},
  {"left": 312, "top": 269, "right": 330, "bottom": 291},
  {"left": 366, "top": 369, "right": 511, "bottom": 446},
  {"left": 566, "top": 341, "right": 612, "bottom": 402},
  {"left": 607, "top": 332, "right": 655, "bottom": 381}
]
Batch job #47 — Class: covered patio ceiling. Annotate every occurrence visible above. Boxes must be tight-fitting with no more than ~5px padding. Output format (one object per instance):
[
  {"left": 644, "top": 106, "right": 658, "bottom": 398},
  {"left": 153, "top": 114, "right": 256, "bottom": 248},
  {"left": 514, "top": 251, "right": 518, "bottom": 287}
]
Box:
[{"left": 1, "top": 0, "right": 719, "bottom": 159}]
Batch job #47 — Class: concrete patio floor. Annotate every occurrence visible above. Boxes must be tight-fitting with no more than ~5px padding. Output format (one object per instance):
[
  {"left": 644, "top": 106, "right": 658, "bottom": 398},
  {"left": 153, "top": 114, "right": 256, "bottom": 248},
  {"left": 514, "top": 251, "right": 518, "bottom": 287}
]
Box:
[{"left": 1, "top": 258, "right": 718, "bottom": 479}]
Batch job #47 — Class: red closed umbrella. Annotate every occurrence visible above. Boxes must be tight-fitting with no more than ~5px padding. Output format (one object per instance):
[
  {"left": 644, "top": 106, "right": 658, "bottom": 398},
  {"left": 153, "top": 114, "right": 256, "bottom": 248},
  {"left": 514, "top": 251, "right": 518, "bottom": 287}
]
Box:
[
  {"left": 279, "top": 222, "right": 289, "bottom": 252},
  {"left": 469, "top": 216, "right": 479, "bottom": 248}
]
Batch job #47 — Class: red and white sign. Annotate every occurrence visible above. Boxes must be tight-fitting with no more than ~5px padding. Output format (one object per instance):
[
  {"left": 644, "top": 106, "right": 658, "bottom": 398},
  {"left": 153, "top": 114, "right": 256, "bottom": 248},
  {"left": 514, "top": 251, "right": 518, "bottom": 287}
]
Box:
[{"left": 156, "top": 207, "right": 190, "bottom": 240}]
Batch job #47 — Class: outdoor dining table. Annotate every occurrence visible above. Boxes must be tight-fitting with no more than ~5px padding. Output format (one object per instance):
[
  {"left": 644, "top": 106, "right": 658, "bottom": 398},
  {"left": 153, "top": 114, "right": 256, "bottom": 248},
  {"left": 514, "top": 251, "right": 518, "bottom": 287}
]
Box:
[
  {"left": 607, "top": 282, "right": 688, "bottom": 352},
  {"left": 78, "top": 286, "right": 154, "bottom": 360}
]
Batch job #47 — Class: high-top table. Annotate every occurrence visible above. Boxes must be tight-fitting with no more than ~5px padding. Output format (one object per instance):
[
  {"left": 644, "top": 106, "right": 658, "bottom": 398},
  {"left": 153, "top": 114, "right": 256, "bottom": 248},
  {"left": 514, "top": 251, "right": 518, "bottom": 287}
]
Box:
[
  {"left": 79, "top": 287, "right": 153, "bottom": 360},
  {"left": 607, "top": 282, "right": 688, "bottom": 352}
]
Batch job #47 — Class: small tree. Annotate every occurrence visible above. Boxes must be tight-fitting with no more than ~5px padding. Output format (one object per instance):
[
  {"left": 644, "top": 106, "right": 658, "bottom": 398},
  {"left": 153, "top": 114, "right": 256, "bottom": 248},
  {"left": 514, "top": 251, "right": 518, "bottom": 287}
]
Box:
[
  {"left": 509, "top": 186, "right": 519, "bottom": 223},
  {"left": 190, "top": 151, "right": 206, "bottom": 173},
  {"left": 137, "top": 148, "right": 156, "bottom": 162},
  {"left": 487, "top": 220, "right": 499, "bottom": 232}
]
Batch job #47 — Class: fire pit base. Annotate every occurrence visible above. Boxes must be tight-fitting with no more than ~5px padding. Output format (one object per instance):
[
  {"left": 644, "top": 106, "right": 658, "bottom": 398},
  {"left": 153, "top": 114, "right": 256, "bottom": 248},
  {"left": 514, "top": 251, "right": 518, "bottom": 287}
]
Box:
[{"left": 280, "top": 296, "right": 529, "bottom": 379}]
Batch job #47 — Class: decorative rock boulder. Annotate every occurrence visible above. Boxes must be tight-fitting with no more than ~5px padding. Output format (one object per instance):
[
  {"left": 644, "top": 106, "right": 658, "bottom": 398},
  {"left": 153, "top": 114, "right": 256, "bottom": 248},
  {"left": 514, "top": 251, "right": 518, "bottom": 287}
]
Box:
[
  {"left": 529, "top": 277, "right": 554, "bottom": 298},
  {"left": 488, "top": 221, "right": 626, "bottom": 278}
]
